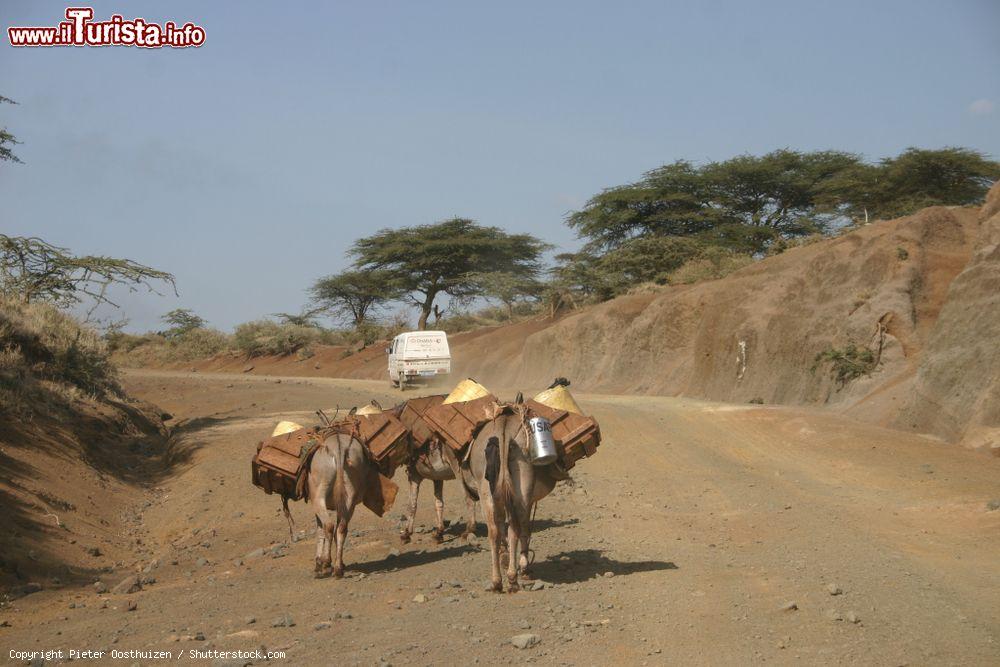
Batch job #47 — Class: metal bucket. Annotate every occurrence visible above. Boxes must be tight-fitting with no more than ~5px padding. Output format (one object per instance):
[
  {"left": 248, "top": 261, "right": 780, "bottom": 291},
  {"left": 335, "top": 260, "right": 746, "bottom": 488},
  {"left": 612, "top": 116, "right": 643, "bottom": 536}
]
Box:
[{"left": 528, "top": 416, "right": 558, "bottom": 466}]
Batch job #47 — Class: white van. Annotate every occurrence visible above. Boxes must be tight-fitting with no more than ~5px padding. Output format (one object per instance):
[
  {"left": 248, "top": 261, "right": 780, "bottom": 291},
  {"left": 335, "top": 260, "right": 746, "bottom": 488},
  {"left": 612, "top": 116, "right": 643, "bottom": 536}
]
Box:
[{"left": 388, "top": 331, "right": 451, "bottom": 388}]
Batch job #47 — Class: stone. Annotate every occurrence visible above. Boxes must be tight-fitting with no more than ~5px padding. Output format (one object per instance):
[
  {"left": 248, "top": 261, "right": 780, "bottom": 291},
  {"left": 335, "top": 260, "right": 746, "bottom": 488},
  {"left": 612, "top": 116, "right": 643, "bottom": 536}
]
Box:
[
  {"left": 779, "top": 601, "right": 797, "bottom": 612},
  {"left": 825, "top": 609, "right": 844, "bottom": 622},
  {"left": 19, "top": 582, "right": 42, "bottom": 596},
  {"left": 244, "top": 548, "right": 265, "bottom": 560},
  {"left": 271, "top": 614, "right": 295, "bottom": 628},
  {"left": 242, "top": 365, "right": 254, "bottom": 373},
  {"left": 196, "top": 557, "right": 209, "bottom": 567},
  {"left": 112, "top": 575, "right": 142, "bottom": 595},
  {"left": 314, "top": 622, "right": 332, "bottom": 630},
  {"left": 846, "top": 611, "right": 860, "bottom": 624},
  {"left": 511, "top": 633, "right": 541, "bottom": 649},
  {"left": 126, "top": 599, "right": 137, "bottom": 612},
  {"left": 826, "top": 583, "right": 842, "bottom": 596},
  {"left": 412, "top": 594, "right": 428, "bottom": 603}
]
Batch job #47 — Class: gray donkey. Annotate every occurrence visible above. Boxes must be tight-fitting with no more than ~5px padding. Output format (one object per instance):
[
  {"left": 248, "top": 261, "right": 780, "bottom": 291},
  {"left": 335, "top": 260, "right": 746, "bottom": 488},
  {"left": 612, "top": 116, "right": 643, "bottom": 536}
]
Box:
[
  {"left": 461, "top": 407, "right": 537, "bottom": 592},
  {"left": 308, "top": 427, "right": 388, "bottom": 579},
  {"left": 399, "top": 442, "right": 477, "bottom": 544}
]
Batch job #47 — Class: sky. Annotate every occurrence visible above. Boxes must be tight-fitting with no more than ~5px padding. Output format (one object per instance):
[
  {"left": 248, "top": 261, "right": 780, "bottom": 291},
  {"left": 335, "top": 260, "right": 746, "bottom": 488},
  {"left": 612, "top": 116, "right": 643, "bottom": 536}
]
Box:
[{"left": 2, "top": 0, "right": 999, "bottom": 331}]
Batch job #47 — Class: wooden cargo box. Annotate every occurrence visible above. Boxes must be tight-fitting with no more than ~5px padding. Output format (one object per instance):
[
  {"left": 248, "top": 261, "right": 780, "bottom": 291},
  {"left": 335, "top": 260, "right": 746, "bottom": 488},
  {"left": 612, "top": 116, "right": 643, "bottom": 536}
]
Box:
[
  {"left": 252, "top": 427, "right": 320, "bottom": 499},
  {"left": 423, "top": 394, "right": 499, "bottom": 451},
  {"left": 395, "top": 395, "right": 447, "bottom": 449},
  {"left": 354, "top": 412, "right": 410, "bottom": 470},
  {"left": 525, "top": 399, "right": 601, "bottom": 470}
]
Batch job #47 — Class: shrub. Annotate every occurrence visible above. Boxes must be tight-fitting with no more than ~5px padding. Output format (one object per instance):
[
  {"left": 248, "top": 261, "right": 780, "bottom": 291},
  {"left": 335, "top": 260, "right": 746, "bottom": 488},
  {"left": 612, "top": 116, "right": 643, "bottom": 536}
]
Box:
[
  {"left": 170, "top": 328, "right": 230, "bottom": 360},
  {"left": 233, "top": 320, "right": 319, "bottom": 357},
  {"left": 812, "top": 343, "right": 877, "bottom": 385},
  {"left": 0, "top": 298, "right": 120, "bottom": 412},
  {"left": 668, "top": 248, "right": 754, "bottom": 285}
]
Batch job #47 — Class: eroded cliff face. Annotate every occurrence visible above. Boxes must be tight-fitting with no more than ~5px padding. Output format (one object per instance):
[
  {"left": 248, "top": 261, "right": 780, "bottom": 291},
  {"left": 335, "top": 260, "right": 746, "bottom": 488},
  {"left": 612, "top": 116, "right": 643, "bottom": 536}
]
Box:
[
  {"left": 894, "top": 184, "right": 1000, "bottom": 448},
  {"left": 451, "top": 204, "right": 992, "bottom": 445}
]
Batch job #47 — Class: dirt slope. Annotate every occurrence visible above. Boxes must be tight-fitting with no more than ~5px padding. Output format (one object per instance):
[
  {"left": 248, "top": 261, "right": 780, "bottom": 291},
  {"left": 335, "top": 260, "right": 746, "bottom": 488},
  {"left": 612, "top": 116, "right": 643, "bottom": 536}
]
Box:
[
  {"left": 895, "top": 183, "right": 1000, "bottom": 447},
  {"left": 4, "top": 371, "right": 998, "bottom": 665},
  {"left": 0, "top": 396, "right": 171, "bottom": 595},
  {"left": 162, "top": 202, "right": 995, "bottom": 446}
]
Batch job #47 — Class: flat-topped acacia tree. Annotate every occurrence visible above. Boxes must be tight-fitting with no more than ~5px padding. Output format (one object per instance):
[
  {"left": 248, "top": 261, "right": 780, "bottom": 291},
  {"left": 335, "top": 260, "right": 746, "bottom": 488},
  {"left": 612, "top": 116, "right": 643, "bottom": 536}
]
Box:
[{"left": 349, "top": 218, "right": 550, "bottom": 330}]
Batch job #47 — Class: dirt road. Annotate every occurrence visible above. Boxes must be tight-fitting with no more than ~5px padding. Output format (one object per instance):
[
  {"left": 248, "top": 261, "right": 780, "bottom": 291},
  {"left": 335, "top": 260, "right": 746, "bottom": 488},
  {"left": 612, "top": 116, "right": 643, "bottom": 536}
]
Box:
[{"left": 5, "top": 370, "right": 999, "bottom": 665}]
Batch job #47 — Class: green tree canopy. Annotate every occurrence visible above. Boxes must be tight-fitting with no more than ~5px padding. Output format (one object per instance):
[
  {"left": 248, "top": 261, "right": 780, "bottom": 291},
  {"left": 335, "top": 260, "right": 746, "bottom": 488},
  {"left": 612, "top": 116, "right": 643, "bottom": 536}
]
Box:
[
  {"left": 568, "top": 150, "right": 862, "bottom": 254},
  {"left": 472, "top": 271, "right": 544, "bottom": 319},
  {"left": 818, "top": 147, "right": 1000, "bottom": 222},
  {"left": 350, "top": 218, "right": 551, "bottom": 329},
  {"left": 310, "top": 269, "right": 399, "bottom": 327},
  {"left": 160, "top": 308, "right": 206, "bottom": 338}
]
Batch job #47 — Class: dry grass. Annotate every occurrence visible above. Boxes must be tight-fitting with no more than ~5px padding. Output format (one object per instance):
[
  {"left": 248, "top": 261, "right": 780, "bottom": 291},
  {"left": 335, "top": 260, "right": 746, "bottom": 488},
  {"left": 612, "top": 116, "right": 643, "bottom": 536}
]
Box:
[
  {"left": 668, "top": 250, "right": 754, "bottom": 285},
  {"left": 0, "top": 298, "right": 120, "bottom": 414}
]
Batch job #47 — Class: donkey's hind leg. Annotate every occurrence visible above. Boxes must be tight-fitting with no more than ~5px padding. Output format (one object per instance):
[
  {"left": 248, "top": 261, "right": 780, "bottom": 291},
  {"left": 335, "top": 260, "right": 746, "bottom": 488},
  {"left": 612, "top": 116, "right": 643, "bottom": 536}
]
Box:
[
  {"left": 311, "top": 482, "right": 335, "bottom": 578},
  {"left": 432, "top": 479, "right": 446, "bottom": 543},
  {"left": 400, "top": 466, "right": 421, "bottom": 544},
  {"left": 506, "top": 521, "right": 522, "bottom": 593},
  {"left": 333, "top": 501, "right": 356, "bottom": 579}
]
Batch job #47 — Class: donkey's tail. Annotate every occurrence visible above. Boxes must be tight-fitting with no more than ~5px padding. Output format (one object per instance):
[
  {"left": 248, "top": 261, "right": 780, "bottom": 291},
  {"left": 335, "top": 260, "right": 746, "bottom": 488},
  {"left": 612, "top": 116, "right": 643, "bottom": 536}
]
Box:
[
  {"left": 497, "top": 417, "right": 515, "bottom": 517},
  {"left": 331, "top": 434, "right": 348, "bottom": 518}
]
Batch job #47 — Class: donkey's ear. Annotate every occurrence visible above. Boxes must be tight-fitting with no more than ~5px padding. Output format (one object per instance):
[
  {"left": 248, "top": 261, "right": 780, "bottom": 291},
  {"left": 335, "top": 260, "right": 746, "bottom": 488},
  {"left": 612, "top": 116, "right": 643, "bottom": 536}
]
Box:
[
  {"left": 348, "top": 406, "right": 358, "bottom": 416},
  {"left": 515, "top": 391, "right": 524, "bottom": 405}
]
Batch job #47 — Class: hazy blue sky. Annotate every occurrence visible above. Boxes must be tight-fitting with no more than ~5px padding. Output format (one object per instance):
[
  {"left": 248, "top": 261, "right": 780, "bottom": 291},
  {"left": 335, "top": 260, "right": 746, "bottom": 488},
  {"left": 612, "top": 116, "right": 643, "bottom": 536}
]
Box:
[{"left": 3, "top": 1, "right": 998, "bottom": 331}]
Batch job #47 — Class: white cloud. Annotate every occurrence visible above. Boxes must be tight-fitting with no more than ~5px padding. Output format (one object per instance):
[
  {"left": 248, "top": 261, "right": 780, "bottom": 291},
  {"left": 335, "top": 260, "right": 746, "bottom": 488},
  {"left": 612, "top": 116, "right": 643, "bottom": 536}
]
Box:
[{"left": 968, "top": 99, "right": 996, "bottom": 115}]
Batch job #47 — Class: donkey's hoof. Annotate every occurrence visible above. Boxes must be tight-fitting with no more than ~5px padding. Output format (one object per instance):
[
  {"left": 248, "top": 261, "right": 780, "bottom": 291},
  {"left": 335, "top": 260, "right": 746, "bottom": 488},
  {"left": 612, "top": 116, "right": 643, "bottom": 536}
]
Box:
[
  {"left": 431, "top": 531, "right": 444, "bottom": 544},
  {"left": 507, "top": 582, "right": 520, "bottom": 593},
  {"left": 399, "top": 533, "right": 411, "bottom": 545},
  {"left": 333, "top": 568, "right": 344, "bottom": 579},
  {"left": 490, "top": 581, "right": 503, "bottom": 593},
  {"left": 314, "top": 569, "right": 331, "bottom": 579}
]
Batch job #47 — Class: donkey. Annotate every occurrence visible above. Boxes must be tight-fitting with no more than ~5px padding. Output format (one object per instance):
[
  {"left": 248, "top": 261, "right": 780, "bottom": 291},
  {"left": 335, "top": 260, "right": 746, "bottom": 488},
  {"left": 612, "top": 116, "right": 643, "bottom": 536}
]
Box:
[
  {"left": 461, "top": 407, "right": 536, "bottom": 592},
  {"left": 307, "top": 428, "right": 374, "bottom": 579},
  {"left": 399, "top": 441, "right": 477, "bottom": 544}
]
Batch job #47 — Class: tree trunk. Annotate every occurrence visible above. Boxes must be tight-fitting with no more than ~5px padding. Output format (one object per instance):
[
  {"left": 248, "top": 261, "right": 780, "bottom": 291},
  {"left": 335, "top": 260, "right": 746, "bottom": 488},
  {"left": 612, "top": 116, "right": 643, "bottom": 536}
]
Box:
[{"left": 417, "top": 300, "right": 433, "bottom": 330}]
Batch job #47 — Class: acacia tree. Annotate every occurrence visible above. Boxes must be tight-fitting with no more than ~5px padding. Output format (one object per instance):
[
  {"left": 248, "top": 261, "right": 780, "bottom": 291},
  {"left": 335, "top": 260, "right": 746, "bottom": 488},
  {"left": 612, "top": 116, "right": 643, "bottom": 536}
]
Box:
[
  {"left": 0, "top": 234, "right": 176, "bottom": 316},
  {"left": 818, "top": 147, "right": 1000, "bottom": 222},
  {"left": 310, "top": 269, "right": 399, "bottom": 327},
  {"left": 350, "top": 218, "right": 550, "bottom": 329},
  {"left": 473, "top": 271, "right": 544, "bottom": 319},
  {"left": 160, "top": 308, "right": 206, "bottom": 338},
  {"left": 568, "top": 150, "right": 862, "bottom": 254},
  {"left": 1, "top": 95, "right": 21, "bottom": 164}
]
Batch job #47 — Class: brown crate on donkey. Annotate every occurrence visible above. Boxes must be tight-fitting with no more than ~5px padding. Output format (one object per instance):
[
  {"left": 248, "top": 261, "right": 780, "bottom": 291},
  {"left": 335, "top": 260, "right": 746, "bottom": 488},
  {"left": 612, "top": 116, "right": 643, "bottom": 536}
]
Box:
[
  {"left": 423, "top": 394, "right": 499, "bottom": 451},
  {"left": 353, "top": 411, "right": 410, "bottom": 471},
  {"left": 525, "top": 399, "right": 601, "bottom": 470},
  {"left": 252, "top": 427, "right": 321, "bottom": 499},
  {"left": 395, "top": 394, "right": 446, "bottom": 448}
]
